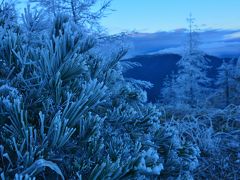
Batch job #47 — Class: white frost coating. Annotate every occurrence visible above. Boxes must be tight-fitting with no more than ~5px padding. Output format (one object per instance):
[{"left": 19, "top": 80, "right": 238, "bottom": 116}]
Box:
[{"left": 136, "top": 148, "right": 163, "bottom": 175}]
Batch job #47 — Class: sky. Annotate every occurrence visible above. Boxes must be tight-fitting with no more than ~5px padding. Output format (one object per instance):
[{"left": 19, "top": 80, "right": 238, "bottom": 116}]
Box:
[
  {"left": 101, "top": 0, "right": 240, "bottom": 34},
  {"left": 17, "top": 0, "right": 240, "bottom": 57},
  {"left": 100, "top": 0, "right": 240, "bottom": 57}
]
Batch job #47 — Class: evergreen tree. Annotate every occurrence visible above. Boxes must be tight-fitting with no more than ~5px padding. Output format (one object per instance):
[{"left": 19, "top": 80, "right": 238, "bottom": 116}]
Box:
[
  {"left": 215, "top": 59, "right": 235, "bottom": 107},
  {"left": 161, "top": 71, "right": 177, "bottom": 105},
  {"left": 175, "top": 15, "right": 212, "bottom": 108},
  {"left": 232, "top": 57, "right": 240, "bottom": 104}
]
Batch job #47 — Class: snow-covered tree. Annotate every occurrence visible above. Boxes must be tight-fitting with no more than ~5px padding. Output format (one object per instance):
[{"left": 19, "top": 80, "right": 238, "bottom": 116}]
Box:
[
  {"left": 215, "top": 59, "right": 236, "bottom": 107},
  {"left": 232, "top": 57, "right": 240, "bottom": 104},
  {"left": 28, "top": 0, "right": 111, "bottom": 29},
  {"left": 161, "top": 71, "right": 177, "bottom": 105},
  {"left": 174, "top": 15, "right": 212, "bottom": 108}
]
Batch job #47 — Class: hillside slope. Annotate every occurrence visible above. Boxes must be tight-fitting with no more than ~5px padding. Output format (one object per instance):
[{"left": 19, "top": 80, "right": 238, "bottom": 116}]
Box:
[{"left": 124, "top": 54, "right": 224, "bottom": 102}]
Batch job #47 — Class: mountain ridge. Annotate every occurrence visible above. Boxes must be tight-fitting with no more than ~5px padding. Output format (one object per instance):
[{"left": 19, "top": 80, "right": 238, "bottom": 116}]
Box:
[{"left": 124, "top": 53, "right": 230, "bottom": 102}]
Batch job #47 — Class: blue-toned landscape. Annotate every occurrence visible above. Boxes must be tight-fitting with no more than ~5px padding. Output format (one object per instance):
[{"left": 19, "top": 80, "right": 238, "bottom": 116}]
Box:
[{"left": 0, "top": 0, "right": 240, "bottom": 179}]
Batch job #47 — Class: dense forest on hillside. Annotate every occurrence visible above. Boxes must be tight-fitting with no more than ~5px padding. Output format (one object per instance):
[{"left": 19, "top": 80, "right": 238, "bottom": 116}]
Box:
[{"left": 0, "top": 1, "right": 239, "bottom": 179}]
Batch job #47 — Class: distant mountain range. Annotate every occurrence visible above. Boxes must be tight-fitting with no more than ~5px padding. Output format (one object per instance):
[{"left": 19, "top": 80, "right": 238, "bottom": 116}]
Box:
[{"left": 124, "top": 54, "right": 227, "bottom": 102}]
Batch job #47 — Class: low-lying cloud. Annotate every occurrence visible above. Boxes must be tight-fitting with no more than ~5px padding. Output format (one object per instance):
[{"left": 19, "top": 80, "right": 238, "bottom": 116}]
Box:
[{"left": 127, "top": 29, "right": 240, "bottom": 58}]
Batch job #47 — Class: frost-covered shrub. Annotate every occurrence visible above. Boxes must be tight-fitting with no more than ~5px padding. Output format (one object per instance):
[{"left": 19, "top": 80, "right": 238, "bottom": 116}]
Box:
[
  {"left": 153, "top": 122, "right": 200, "bottom": 179},
  {"left": 0, "top": 6, "right": 198, "bottom": 179},
  {"left": 159, "top": 104, "right": 240, "bottom": 179}
]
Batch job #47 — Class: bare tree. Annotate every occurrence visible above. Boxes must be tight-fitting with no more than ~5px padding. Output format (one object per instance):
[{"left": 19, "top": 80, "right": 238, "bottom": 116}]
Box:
[{"left": 28, "top": 0, "right": 112, "bottom": 29}]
